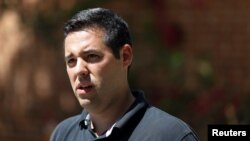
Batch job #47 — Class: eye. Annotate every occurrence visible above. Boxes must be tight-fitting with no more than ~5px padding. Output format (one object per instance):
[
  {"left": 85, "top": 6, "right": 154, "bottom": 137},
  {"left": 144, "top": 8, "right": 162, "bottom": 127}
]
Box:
[
  {"left": 66, "top": 58, "right": 77, "bottom": 67},
  {"left": 86, "top": 54, "right": 101, "bottom": 63}
]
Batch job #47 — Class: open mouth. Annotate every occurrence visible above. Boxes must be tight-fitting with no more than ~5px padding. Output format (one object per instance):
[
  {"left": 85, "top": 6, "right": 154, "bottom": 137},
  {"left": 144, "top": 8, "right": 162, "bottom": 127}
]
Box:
[
  {"left": 78, "top": 85, "right": 93, "bottom": 90},
  {"left": 76, "top": 84, "right": 94, "bottom": 94}
]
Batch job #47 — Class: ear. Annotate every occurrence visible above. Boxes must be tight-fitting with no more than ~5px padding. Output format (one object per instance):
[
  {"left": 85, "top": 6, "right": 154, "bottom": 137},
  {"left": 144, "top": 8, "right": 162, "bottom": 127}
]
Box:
[{"left": 120, "top": 44, "right": 133, "bottom": 68}]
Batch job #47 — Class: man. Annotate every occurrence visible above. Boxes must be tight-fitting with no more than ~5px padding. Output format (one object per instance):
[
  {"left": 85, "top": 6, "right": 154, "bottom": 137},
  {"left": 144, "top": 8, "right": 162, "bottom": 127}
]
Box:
[{"left": 50, "top": 7, "right": 199, "bottom": 141}]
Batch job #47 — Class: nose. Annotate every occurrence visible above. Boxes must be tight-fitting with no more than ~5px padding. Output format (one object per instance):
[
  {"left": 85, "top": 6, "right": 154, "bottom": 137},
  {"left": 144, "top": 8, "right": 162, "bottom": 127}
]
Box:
[{"left": 75, "top": 59, "right": 89, "bottom": 77}]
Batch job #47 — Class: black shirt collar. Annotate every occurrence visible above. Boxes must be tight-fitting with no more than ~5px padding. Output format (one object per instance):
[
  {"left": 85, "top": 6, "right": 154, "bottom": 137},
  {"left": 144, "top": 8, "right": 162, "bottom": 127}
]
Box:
[{"left": 78, "top": 90, "right": 149, "bottom": 133}]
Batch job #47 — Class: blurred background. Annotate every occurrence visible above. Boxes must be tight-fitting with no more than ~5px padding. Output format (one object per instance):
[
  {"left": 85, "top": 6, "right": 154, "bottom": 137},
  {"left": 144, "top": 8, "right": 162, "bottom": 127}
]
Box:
[{"left": 1, "top": 0, "right": 250, "bottom": 141}]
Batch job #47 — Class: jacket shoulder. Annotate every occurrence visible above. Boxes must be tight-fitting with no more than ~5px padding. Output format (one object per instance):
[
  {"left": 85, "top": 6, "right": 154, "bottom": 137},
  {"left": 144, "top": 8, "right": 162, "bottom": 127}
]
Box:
[
  {"left": 50, "top": 114, "right": 81, "bottom": 141},
  {"left": 132, "top": 107, "right": 199, "bottom": 141}
]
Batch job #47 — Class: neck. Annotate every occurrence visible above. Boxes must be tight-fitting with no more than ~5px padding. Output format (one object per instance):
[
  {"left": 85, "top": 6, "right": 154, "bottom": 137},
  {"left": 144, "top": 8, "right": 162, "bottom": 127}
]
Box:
[{"left": 89, "top": 90, "right": 135, "bottom": 136}]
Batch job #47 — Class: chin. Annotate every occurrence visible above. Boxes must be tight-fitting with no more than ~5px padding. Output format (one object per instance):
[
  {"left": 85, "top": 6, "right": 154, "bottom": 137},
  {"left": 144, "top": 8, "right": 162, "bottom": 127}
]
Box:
[{"left": 78, "top": 99, "right": 92, "bottom": 108}]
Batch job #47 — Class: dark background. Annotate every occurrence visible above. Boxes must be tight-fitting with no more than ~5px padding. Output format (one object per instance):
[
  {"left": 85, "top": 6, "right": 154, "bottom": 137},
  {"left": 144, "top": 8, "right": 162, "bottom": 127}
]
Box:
[{"left": 1, "top": 0, "right": 250, "bottom": 141}]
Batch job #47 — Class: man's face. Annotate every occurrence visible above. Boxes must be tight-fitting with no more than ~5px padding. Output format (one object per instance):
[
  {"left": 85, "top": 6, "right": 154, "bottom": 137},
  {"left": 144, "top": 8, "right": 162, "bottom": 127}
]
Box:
[{"left": 64, "top": 29, "right": 132, "bottom": 111}]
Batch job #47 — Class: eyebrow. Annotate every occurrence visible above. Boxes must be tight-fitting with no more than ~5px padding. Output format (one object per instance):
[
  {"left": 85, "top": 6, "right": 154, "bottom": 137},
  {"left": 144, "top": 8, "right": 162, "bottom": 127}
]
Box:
[
  {"left": 64, "top": 49, "right": 101, "bottom": 61},
  {"left": 65, "top": 54, "right": 73, "bottom": 61},
  {"left": 83, "top": 49, "right": 100, "bottom": 54}
]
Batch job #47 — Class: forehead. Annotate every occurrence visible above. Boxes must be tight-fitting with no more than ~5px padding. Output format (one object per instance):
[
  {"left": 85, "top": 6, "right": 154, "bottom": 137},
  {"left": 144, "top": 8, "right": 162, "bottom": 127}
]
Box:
[
  {"left": 65, "top": 28, "right": 104, "bottom": 42},
  {"left": 64, "top": 28, "right": 111, "bottom": 58},
  {"left": 65, "top": 28, "right": 104, "bottom": 48}
]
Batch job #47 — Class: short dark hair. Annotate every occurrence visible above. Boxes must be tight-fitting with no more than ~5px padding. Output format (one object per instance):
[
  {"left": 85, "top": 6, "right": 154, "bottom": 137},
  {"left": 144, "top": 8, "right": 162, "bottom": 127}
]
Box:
[{"left": 64, "top": 8, "right": 132, "bottom": 59}]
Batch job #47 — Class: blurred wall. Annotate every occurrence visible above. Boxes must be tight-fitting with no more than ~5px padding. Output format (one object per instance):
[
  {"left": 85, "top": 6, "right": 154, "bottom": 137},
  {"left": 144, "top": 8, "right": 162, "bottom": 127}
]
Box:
[{"left": 1, "top": 0, "right": 250, "bottom": 141}]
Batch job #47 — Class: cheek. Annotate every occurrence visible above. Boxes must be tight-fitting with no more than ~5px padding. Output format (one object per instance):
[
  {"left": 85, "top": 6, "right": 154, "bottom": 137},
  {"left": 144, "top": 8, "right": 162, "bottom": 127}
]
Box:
[
  {"left": 89, "top": 62, "right": 117, "bottom": 83},
  {"left": 100, "top": 63, "right": 122, "bottom": 82},
  {"left": 67, "top": 69, "right": 75, "bottom": 83}
]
